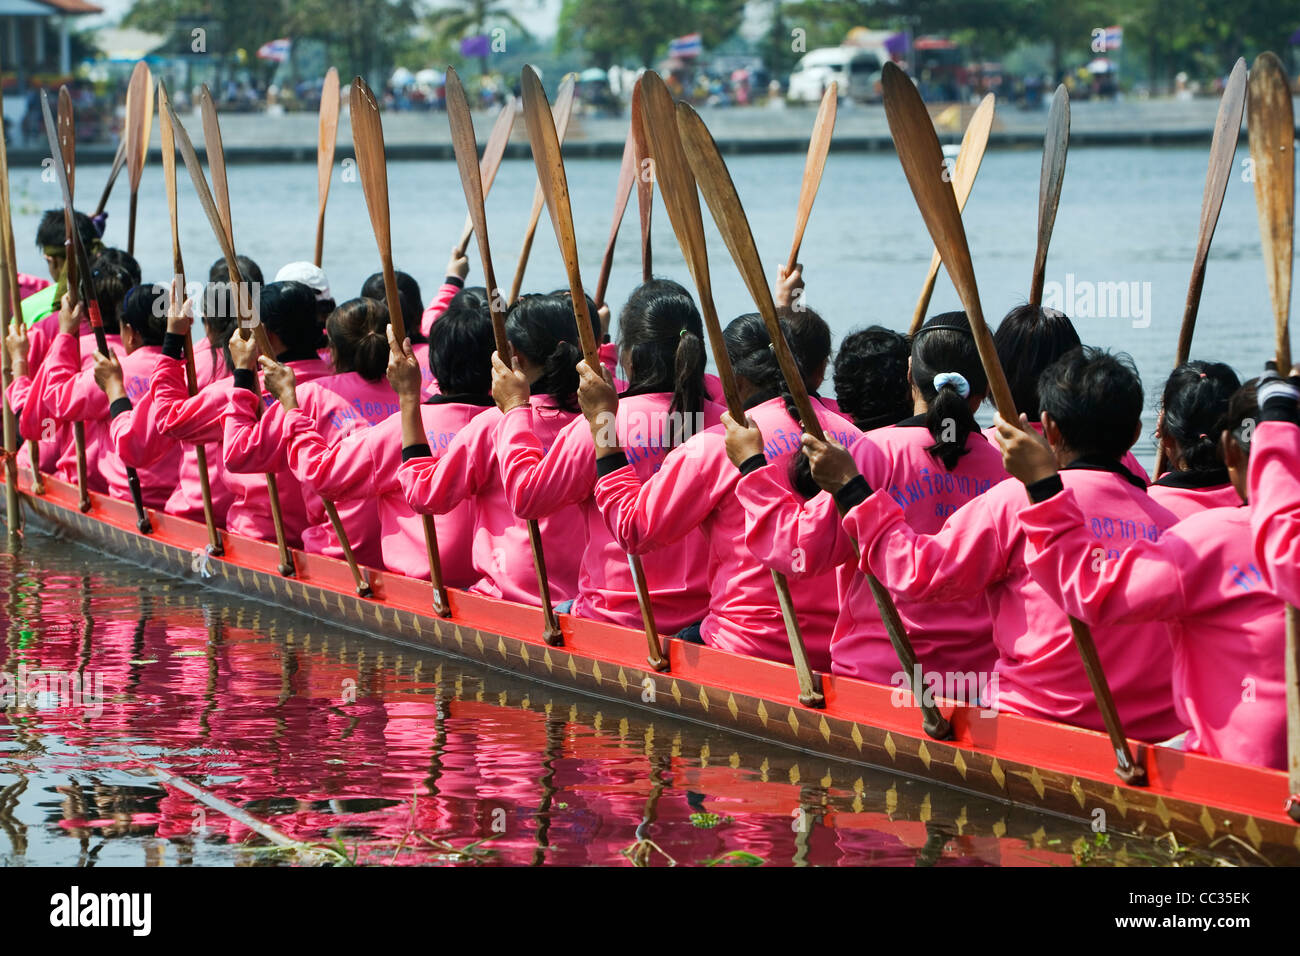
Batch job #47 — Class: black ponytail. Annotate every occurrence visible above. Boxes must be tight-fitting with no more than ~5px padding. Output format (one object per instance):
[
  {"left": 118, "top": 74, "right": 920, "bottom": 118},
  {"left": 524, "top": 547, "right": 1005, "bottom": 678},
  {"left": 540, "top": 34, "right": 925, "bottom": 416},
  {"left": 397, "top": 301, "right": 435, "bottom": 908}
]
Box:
[
  {"left": 326, "top": 298, "right": 389, "bottom": 381},
  {"left": 505, "top": 293, "right": 597, "bottom": 413},
  {"left": 1160, "top": 360, "right": 1240, "bottom": 472},
  {"left": 911, "top": 311, "right": 988, "bottom": 471},
  {"left": 616, "top": 278, "right": 707, "bottom": 447}
]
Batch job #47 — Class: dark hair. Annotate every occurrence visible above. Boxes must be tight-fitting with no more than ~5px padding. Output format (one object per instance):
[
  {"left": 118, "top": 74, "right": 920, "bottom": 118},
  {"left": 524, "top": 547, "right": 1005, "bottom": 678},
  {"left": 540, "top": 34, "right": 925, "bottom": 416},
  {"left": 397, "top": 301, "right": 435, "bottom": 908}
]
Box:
[
  {"left": 1221, "top": 380, "right": 1259, "bottom": 457},
  {"left": 206, "top": 255, "right": 263, "bottom": 375},
  {"left": 90, "top": 249, "right": 140, "bottom": 336},
  {"left": 834, "top": 326, "right": 912, "bottom": 431},
  {"left": 1038, "top": 346, "right": 1144, "bottom": 461},
  {"left": 911, "top": 311, "right": 988, "bottom": 470},
  {"left": 781, "top": 305, "right": 832, "bottom": 391},
  {"left": 36, "top": 209, "right": 98, "bottom": 253},
  {"left": 724, "top": 311, "right": 821, "bottom": 498},
  {"left": 326, "top": 298, "right": 389, "bottom": 382},
  {"left": 429, "top": 287, "right": 495, "bottom": 396},
  {"left": 259, "top": 281, "right": 321, "bottom": 360},
  {"left": 1159, "top": 361, "right": 1240, "bottom": 473},
  {"left": 993, "top": 304, "right": 1082, "bottom": 418},
  {"left": 361, "top": 270, "right": 425, "bottom": 344},
  {"left": 505, "top": 293, "right": 597, "bottom": 412},
  {"left": 617, "top": 279, "right": 706, "bottom": 447},
  {"left": 208, "top": 255, "right": 263, "bottom": 285},
  {"left": 119, "top": 283, "right": 169, "bottom": 347}
]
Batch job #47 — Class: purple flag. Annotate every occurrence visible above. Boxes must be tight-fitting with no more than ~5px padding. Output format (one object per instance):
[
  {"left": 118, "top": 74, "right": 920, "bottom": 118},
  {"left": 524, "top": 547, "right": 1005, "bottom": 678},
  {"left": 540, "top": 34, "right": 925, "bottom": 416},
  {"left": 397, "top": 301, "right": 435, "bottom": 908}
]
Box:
[{"left": 460, "top": 34, "right": 490, "bottom": 58}]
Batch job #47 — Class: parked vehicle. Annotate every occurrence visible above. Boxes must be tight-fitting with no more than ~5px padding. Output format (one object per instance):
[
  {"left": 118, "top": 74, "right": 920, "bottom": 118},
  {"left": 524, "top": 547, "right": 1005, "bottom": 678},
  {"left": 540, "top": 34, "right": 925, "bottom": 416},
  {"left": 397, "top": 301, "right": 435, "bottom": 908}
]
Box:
[{"left": 788, "top": 46, "right": 884, "bottom": 103}]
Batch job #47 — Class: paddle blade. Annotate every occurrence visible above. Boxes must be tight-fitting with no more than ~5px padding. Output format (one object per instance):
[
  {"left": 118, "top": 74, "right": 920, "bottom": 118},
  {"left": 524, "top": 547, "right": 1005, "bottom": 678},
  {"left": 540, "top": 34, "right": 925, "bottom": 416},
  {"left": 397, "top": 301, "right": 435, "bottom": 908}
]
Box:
[
  {"left": 786, "top": 80, "right": 837, "bottom": 273},
  {"left": 594, "top": 111, "right": 639, "bottom": 307},
  {"left": 880, "top": 61, "right": 1014, "bottom": 417},
  {"left": 163, "top": 96, "right": 241, "bottom": 283},
  {"left": 57, "top": 87, "right": 75, "bottom": 198},
  {"left": 1030, "top": 85, "right": 1070, "bottom": 306},
  {"left": 1247, "top": 51, "right": 1294, "bottom": 372},
  {"left": 630, "top": 78, "right": 653, "bottom": 281},
  {"left": 520, "top": 65, "right": 597, "bottom": 364},
  {"left": 157, "top": 81, "right": 184, "bottom": 280},
  {"left": 315, "top": 67, "right": 340, "bottom": 266},
  {"left": 199, "top": 85, "right": 234, "bottom": 248},
  {"left": 124, "top": 61, "right": 153, "bottom": 193}
]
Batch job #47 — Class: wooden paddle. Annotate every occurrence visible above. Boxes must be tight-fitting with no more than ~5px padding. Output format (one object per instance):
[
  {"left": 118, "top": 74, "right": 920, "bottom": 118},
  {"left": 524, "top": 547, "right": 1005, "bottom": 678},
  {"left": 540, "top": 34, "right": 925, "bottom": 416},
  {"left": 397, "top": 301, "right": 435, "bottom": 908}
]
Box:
[
  {"left": 1029, "top": 85, "right": 1070, "bottom": 307},
  {"left": 637, "top": 71, "right": 819, "bottom": 705},
  {"left": 882, "top": 61, "right": 1145, "bottom": 781},
  {"left": 350, "top": 75, "right": 455, "bottom": 610},
  {"left": 445, "top": 66, "right": 564, "bottom": 647},
  {"left": 123, "top": 61, "right": 153, "bottom": 256},
  {"left": 43, "top": 90, "right": 152, "bottom": 533},
  {"left": 630, "top": 78, "right": 653, "bottom": 282},
  {"left": 313, "top": 67, "right": 340, "bottom": 268},
  {"left": 508, "top": 74, "right": 577, "bottom": 304},
  {"left": 678, "top": 101, "right": 950, "bottom": 735},
  {"left": 521, "top": 64, "right": 669, "bottom": 672},
  {"left": 93, "top": 138, "right": 126, "bottom": 219},
  {"left": 784, "top": 82, "right": 837, "bottom": 275},
  {"left": 453, "top": 97, "right": 518, "bottom": 258},
  {"left": 909, "top": 93, "right": 995, "bottom": 333},
  {"left": 56, "top": 89, "right": 91, "bottom": 513},
  {"left": 592, "top": 105, "right": 639, "bottom": 309},
  {"left": 0, "top": 85, "right": 20, "bottom": 534},
  {"left": 1247, "top": 50, "right": 1300, "bottom": 823},
  {"left": 158, "top": 81, "right": 222, "bottom": 557},
  {"left": 164, "top": 96, "right": 297, "bottom": 577}
]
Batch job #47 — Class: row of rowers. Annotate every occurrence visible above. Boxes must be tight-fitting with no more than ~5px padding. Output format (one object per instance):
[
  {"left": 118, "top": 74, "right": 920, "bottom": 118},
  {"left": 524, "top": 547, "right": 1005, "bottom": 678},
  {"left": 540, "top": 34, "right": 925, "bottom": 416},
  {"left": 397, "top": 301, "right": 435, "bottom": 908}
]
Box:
[{"left": 5, "top": 208, "right": 1288, "bottom": 773}]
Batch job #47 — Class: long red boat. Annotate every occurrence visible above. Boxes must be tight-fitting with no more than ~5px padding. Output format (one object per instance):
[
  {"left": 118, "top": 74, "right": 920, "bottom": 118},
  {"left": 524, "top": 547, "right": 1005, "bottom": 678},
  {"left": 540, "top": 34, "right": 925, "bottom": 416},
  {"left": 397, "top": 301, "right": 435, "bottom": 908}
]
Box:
[{"left": 7, "top": 469, "right": 1299, "bottom": 863}]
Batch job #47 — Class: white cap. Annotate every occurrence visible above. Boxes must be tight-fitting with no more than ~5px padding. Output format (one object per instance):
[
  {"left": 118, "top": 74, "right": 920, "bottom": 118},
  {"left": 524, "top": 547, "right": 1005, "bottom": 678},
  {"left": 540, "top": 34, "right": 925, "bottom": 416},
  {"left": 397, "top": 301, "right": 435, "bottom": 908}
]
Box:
[{"left": 274, "top": 261, "right": 332, "bottom": 302}]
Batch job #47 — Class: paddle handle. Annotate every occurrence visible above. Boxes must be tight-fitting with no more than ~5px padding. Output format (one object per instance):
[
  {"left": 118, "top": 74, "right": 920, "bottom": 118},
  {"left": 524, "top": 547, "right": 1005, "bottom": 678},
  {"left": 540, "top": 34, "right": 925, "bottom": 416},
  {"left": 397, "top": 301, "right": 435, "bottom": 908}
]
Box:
[
  {"left": 910, "top": 250, "right": 942, "bottom": 333},
  {"left": 127, "top": 190, "right": 138, "bottom": 257},
  {"left": 527, "top": 518, "right": 564, "bottom": 646},
  {"left": 323, "top": 498, "right": 372, "bottom": 597},
  {"left": 509, "top": 186, "right": 546, "bottom": 305},
  {"left": 314, "top": 207, "right": 326, "bottom": 267},
  {"left": 420, "top": 513, "right": 451, "bottom": 617},
  {"left": 73, "top": 422, "right": 89, "bottom": 512},
  {"left": 770, "top": 569, "right": 823, "bottom": 707}
]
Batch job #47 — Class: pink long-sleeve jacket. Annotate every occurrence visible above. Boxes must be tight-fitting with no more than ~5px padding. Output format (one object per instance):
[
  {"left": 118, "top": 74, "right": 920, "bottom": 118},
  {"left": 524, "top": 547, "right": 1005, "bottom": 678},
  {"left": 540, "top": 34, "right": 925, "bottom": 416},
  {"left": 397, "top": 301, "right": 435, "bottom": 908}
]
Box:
[
  {"left": 1148, "top": 469, "right": 1241, "bottom": 520},
  {"left": 839, "top": 463, "right": 1184, "bottom": 741},
  {"left": 496, "top": 392, "right": 723, "bottom": 632},
  {"left": 1021, "top": 490, "right": 1283, "bottom": 768},
  {"left": 738, "top": 417, "right": 1007, "bottom": 683},
  {"left": 285, "top": 397, "right": 494, "bottom": 584},
  {"left": 593, "top": 397, "right": 861, "bottom": 668},
  {"left": 399, "top": 395, "right": 583, "bottom": 605},
  {"left": 1247, "top": 420, "right": 1300, "bottom": 606},
  {"left": 982, "top": 422, "right": 1151, "bottom": 484}
]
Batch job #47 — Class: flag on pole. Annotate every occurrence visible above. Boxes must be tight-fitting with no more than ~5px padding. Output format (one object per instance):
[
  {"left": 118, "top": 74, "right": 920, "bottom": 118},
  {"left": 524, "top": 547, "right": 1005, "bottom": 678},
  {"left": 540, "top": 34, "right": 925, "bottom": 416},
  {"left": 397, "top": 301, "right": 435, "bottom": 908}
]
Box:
[
  {"left": 1104, "top": 25, "right": 1123, "bottom": 50},
  {"left": 668, "top": 33, "right": 703, "bottom": 58},
  {"left": 256, "top": 38, "right": 292, "bottom": 63}
]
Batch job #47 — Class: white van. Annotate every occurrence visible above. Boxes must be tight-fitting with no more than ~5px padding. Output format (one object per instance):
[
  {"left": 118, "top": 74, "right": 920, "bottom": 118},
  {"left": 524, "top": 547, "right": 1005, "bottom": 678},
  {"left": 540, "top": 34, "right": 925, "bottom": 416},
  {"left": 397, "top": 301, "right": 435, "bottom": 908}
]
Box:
[{"left": 787, "top": 47, "right": 884, "bottom": 103}]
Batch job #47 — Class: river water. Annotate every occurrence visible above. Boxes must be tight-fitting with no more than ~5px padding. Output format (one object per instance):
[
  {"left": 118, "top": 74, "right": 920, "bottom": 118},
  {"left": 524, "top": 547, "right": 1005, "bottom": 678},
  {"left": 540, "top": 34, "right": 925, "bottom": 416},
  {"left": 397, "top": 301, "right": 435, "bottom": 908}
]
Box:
[{"left": 5, "top": 142, "right": 1285, "bottom": 466}]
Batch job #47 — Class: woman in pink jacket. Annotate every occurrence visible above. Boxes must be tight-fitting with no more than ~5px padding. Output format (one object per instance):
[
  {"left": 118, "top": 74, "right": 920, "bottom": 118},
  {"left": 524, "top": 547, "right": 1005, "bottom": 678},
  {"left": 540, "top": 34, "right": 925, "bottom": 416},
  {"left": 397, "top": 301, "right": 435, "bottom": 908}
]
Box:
[
  {"left": 280, "top": 288, "right": 497, "bottom": 584},
  {"left": 803, "top": 346, "right": 1184, "bottom": 742},
  {"left": 398, "top": 293, "right": 596, "bottom": 605},
  {"left": 584, "top": 311, "right": 860, "bottom": 668},
  {"left": 1246, "top": 363, "right": 1300, "bottom": 607},
  {"left": 998, "top": 381, "right": 1285, "bottom": 769},
  {"left": 492, "top": 279, "right": 722, "bottom": 632},
  {"left": 729, "top": 313, "right": 1007, "bottom": 686},
  {"left": 1148, "top": 361, "right": 1242, "bottom": 518}
]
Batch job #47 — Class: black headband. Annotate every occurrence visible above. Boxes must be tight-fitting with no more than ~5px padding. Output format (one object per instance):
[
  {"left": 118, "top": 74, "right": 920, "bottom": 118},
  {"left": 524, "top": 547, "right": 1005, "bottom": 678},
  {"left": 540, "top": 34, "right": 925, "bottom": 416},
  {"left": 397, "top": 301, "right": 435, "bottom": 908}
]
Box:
[{"left": 913, "top": 323, "right": 971, "bottom": 338}]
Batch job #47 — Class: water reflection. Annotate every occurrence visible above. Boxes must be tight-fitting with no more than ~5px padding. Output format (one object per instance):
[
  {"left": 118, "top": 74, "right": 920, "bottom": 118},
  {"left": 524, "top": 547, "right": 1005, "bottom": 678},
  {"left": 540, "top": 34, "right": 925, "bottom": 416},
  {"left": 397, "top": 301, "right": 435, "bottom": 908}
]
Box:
[{"left": 0, "top": 537, "right": 1243, "bottom": 867}]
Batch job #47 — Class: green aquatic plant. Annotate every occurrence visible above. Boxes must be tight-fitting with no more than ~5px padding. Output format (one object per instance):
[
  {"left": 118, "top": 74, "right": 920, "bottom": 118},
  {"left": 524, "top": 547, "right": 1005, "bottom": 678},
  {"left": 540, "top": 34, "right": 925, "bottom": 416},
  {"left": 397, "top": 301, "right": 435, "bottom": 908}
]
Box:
[
  {"left": 701, "top": 850, "right": 764, "bottom": 867},
  {"left": 688, "top": 812, "right": 733, "bottom": 829}
]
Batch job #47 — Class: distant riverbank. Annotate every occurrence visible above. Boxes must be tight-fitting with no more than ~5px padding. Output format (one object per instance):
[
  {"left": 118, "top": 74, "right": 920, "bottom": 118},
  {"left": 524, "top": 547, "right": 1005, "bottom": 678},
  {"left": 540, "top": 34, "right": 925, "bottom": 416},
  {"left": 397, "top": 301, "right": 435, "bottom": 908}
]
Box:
[{"left": 7, "top": 93, "right": 1297, "bottom": 165}]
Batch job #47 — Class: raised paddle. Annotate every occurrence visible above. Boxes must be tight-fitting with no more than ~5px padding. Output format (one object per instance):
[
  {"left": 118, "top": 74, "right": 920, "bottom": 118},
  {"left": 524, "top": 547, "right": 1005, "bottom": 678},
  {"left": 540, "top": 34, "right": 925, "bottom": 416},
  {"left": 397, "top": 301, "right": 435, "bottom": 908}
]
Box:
[
  {"left": 630, "top": 78, "right": 653, "bottom": 282},
  {"left": 0, "top": 84, "right": 21, "bottom": 533},
  {"left": 57, "top": 89, "right": 90, "bottom": 512},
  {"left": 592, "top": 104, "right": 639, "bottom": 309},
  {"left": 508, "top": 74, "right": 577, "bottom": 304},
  {"left": 1246, "top": 50, "right": 1300, "bottom": 823},
  {"left": 158, "top": 81, "right": 222, "bottom": 556},
  {"left": 638, "top": 70, "right": 821, "bottom": 705},
  {"left": 1029, "top": 85, "right": 1070, "bottom": 307},
  {"left": 123, "top": 61, "right": 153, "bottom": 256},
  {"left": 784, "top": 82, "right": 837, "bottom": 275},
  {"left": 349, "top": 76, "right": 451, "bottom": 611},
  {"left": 453, "top": 97, "right": 518, "bottom": 258},
  {"left": 445, "top": 66, "right": 564, "bottom": 647},
  {"left": 313, "top": 67, "right": 340, "bottom": 268},
  {"left": 908, "top": 93, "right": 995, "bottom": 333},
  {"left": 43, "top": 90, "right": 152, "bottom": 534},
  {"left": 521, "top": 64, "right": 669, "bottom": 672},
  {"left": 678, "top": 101, "right": 950, "bottom": 737},
  {"left": 163, "top": 96, "right": 297, "bottom": 577},
  {"left": 93, "top": 138, "right": 126, "bottom": 219},
  {"left": 881, "top": 61, "right": 1145, "bottom": 782}
]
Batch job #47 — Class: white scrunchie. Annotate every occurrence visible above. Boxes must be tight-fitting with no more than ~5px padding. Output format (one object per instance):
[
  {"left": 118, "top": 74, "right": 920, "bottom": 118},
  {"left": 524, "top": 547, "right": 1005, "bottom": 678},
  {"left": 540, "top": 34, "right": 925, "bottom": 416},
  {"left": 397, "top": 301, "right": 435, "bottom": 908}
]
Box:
[{"left": 932, "top": 372, "right": 971, "bottom": 399}]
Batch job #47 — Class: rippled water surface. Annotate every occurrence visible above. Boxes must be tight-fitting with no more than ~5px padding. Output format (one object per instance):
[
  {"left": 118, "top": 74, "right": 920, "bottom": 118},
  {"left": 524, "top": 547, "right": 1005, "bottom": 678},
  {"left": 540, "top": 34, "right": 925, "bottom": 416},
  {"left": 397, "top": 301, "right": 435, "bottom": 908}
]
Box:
[{"left": 0, "top": 533, "right": 1250, "bottom": 867}]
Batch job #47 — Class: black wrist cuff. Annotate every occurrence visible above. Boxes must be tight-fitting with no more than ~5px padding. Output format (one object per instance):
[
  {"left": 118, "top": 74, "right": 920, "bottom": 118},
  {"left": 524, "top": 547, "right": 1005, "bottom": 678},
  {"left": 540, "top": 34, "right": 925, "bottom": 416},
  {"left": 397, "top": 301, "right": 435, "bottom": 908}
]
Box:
[
  {"left": 835, "top": 475, "right": 871, "bottom": 510},
  {"left": 1259, "top": 395, "right": 1300, "bottom": 425},
  {"left": 109, "top": 397, "right": 132, "bottom": 420},
  {"left": 402, "top": 443, "right": 432, "bottom": 462},
  {"left": 232, "top": 368, "right": 257, "bottom": 393},
  {"left": 738, "top": 453, "right": 767, "bottom": 476},
  {"left": 1026, "top": 474, "right": 1065, "bottom": 503},
  {"left": 595, "top": 451, "right": 629, "bottom": 478},
  {"left": 161, "top": 332, "right": 186, "bottom": 360},
  {"left": 445, "top": 275, "right": 465, "bottom": 289}
]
